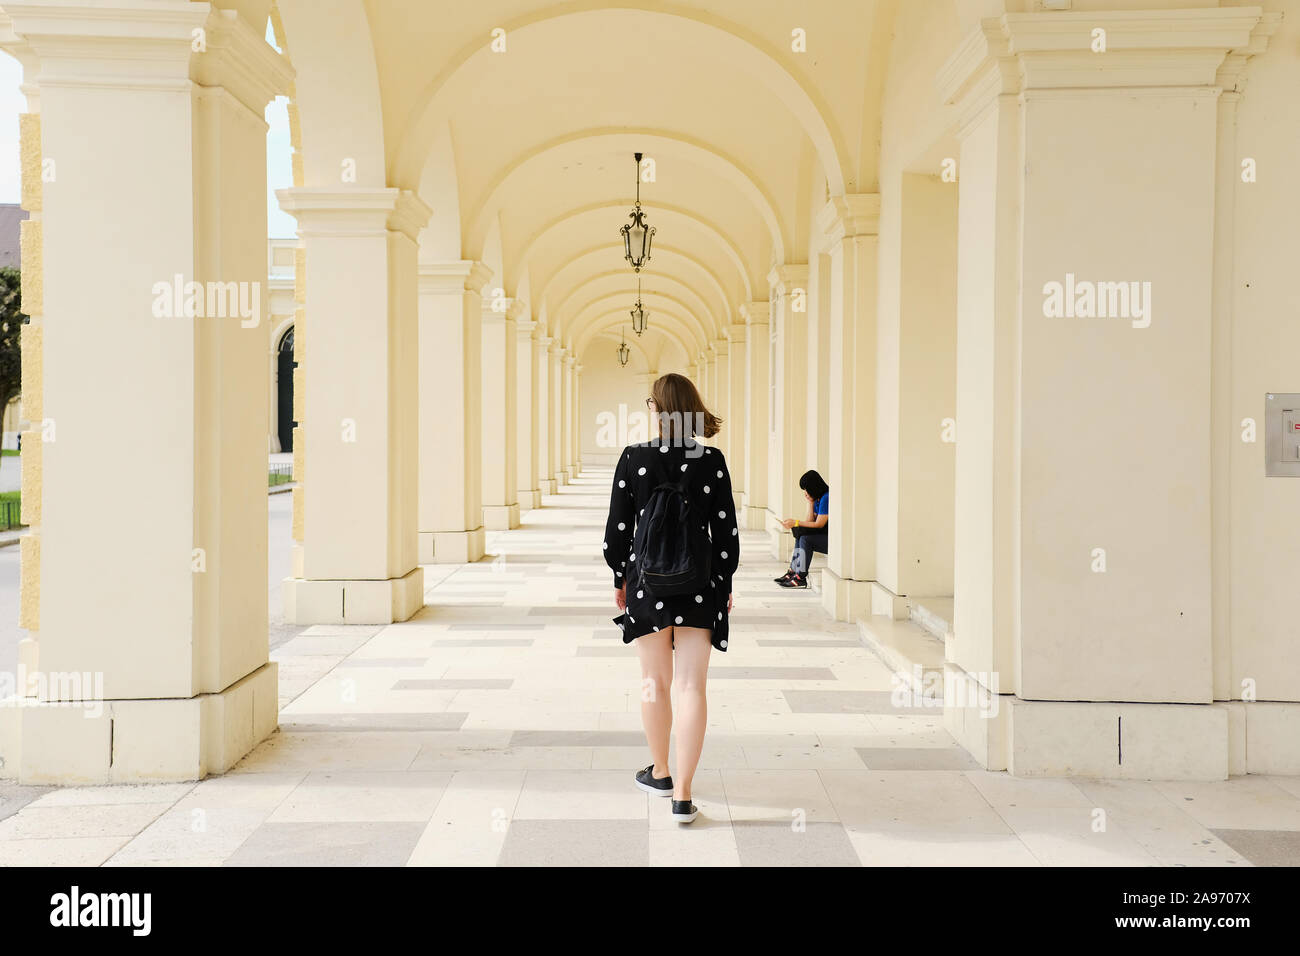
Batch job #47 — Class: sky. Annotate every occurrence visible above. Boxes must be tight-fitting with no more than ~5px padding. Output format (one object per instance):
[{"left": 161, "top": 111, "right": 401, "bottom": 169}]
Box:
[{"left": 0, "top": 22, "right": 298, "bottom": 239}]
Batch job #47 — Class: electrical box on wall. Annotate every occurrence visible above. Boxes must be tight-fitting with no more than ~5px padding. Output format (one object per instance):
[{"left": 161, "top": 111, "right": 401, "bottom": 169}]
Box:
[{"left": 1265, "top": 393, "right": 1300, "bottom": 477}]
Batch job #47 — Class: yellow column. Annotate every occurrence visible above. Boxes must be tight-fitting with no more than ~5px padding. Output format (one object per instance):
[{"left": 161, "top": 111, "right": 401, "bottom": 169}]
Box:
[
  {"left": 818, "top": 196, "right": 879, "bottom": 622},
  {"left": 0, "top": 1, "right": 290, "bottom": 783},
  {"left": 711, "top": 337, "right": 730, "bottom": 458},
  {"left": 937, "top": 8, "right": 1277, "bottom": 777},
  {"left": 769, "top": 264, "right": 810, "bottom": 561},
  {"left": 481, "top": 294, "right": 520, "bottom": 530},
  {"left": 740, "top": 301, "right": 770, "bottom": 529},
  {"left": 515, "top": 312, "right": 541, "bottom": 511},
  {"left": 279, "top": 187, "right": 430, "bottom": 623},
  {"left": 726, "top": 320, "right": 747, "bottom": 516},
  {"left": 417, "top": 260, "right": 490, "bottom": 563},
  {"left": 535, "top": 333, "right": 555, "bottom": 495},
  {"left": 548, "top": 341, "right": 564, "bottom": 486}
]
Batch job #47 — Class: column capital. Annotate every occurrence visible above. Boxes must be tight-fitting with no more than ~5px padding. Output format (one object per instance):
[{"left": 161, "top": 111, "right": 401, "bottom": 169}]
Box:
[
  {"left": 714, "top": 337, "right": 730, "bottom": 356},
  {"left": 418, "top": 259, "right": 493, "bottom": 295},
  {"left": 507, "top": 299, "right": 529, "bottom": 323},
  {"left": 277, "top": 187, "right": 432, "bottom": 242},
  {"left": 740, "top": 301, "right": 770, "bottom": 327},
  {"left": 938, "top": 8, "right": 1279, "bottom": 130},
  {"left": 535, "top": 333, "right": 554, "bottom": 347},
  {"left": 726, "top": 321, "right": 747, "bottom": 343},
  {"left": 563, "top": 354, "right": 576, "bottom": 368},
  {"left": 548, "top": 340, "right": 563, "bottom": 356},
  {"left": 767, "top": 263, "right": 809, "bottom": 293},
  {"left": 516, "top": 318, "right": 538, "bottom": 336},
  {"left": 817, "top": 195, "right": 880, "bottom": 246},
  {"left": 5, "top": 2, "right": 293, "bottom": 111}
]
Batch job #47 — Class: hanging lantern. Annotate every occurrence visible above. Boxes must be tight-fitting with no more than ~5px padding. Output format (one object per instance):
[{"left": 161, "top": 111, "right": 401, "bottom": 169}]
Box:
[
  {"left": 630, "top": 277, "right": 649, "bottom": 336},
  {"left": 617, "top": 327, "right": 631, "bottom": 367},
  {"left": 620, "top": 152, "right": 655, "bottom": 272}
]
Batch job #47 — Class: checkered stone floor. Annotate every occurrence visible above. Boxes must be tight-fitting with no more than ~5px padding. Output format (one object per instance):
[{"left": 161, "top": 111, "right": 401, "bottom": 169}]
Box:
[{"left": 3, "top": 469, "right": 1299, "bottom": 867}]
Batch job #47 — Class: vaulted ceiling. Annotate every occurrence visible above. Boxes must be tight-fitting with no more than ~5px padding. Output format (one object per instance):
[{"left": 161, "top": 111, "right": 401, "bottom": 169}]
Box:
[{"left": 254, "top": 0, "right": 998, "bottom": 364}]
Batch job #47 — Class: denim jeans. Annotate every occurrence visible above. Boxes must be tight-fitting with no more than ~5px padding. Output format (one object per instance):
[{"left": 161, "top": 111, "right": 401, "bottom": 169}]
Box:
[{"left": 790, "top": 527, "right": 828, "bottom": 573}]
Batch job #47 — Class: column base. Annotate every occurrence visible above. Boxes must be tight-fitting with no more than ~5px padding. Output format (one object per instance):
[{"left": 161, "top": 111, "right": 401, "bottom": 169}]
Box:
[
  {"left": 517, "top": 489, "right": 542, "bottom": 511},
  {"left": 283, "top": 566, "right": 424, "bottom": 624},
  {"left": 539, "top": 478, "right": 557, "bottom": 495},
  {"left": 418, "top": 528, "right": 485, "bottom": 564},
  {"left": 483, "top": 503, "right": 521, "bottom": 530},
  {"left": 0, "top": 662, "right": 278, "bottom": 785},
  {"left": 941, "top": 664, "right": 1300, "bottom": 779},
  {"left": 870, "top": 582, "right": 908, "bottom": 620},
  {"left": 820, "top": 567, "right": 873, "bottom": 622}
]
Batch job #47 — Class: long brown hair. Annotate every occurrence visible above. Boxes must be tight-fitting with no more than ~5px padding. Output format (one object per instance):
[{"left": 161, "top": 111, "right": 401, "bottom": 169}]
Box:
[{"left": 649, "top": 373, "right": 722, "bottom": 442}]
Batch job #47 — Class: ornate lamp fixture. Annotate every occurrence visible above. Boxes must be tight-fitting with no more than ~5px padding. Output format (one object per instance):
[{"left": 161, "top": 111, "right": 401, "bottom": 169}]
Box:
[
  {"left": 620, "top": 152, "right": 655, "bottom": 272},
  {"left": 629, "top": 277, "right": 649, "bottom": 336},
  {"left": 617, "top": 326, "right": 631, "bottom": 367}
]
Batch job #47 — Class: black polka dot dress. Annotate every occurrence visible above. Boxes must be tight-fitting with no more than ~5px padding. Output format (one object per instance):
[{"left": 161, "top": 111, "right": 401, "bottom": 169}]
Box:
[{"left": 603, "top": 438, "right": 741, "bottom": 651}]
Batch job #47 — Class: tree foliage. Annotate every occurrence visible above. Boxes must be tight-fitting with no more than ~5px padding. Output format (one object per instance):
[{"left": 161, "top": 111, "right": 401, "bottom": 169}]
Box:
[{"left": 0, "top": 267, "right": 23, "bottom": 419}]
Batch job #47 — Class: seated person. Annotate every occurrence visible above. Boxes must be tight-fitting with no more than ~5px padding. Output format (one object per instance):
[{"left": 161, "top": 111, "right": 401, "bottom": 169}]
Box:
[{"left": 774, "top": 470, "right": 829, "bottom": 589}]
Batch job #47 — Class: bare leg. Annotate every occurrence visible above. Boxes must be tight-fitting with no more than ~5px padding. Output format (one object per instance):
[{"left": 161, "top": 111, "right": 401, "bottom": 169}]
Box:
[
  {"left": 670, "top": 627, "right": 712, "bottom": 800},
  {"left": 635, "top": 629, "right": 674, "bottom": 778}
]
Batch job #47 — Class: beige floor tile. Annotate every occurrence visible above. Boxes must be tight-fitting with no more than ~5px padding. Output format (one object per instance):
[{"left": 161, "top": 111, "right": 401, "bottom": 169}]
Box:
[
  {"left": 0, "top": 803, "right": 174, "bottom": 840},
  {"left": 995, "top": 807, "right": 1162, "bottom": 866},
  {"left": 847, "top": 828, "right": 1040, "bottom": 866},
  {"left": 650, "top": 826, "right": 742, "bottom": 866},
  {"left": 721, "top": 769, "right": 839, "bottom": 823},
  {"left": 1149, "top": 776, "right": 1300, "bottom": 830},
  {"left": 268, "top": 771, "right": 453, "bottom": 823},
  {"left": 28, "top": 783, "right": 195, "bottom": 808},
  {"left": 513, "top": 770, "right": 650, "bottom": 820},
  {"left": 820, "top": 770, "right": 1012, "bottom": 834},
  {"left": 0, "top": 836, "right": 130, "bottom": 867},
  {"left": 408, "top": 770, "right": 526, "bottom": 866}
]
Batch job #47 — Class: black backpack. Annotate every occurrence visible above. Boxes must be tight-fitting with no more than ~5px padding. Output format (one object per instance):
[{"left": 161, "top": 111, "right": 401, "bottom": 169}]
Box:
[{"left": 631, "top": 456, "right": 711, "bottom": 597}]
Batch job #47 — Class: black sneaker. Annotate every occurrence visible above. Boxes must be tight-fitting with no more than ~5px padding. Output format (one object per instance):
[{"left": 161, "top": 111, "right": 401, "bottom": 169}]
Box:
[
  {"left": 635, "top": 765, "right": 673, "bottom": 797},
  {"left": 777, "top": 573, "right": 807, "bottom": 589},
  {"left": 774, "top": 570, "right": 794, "bottom": 583},
  {"left": 671, "top": 799, "right": 699, "bottom": 824}
]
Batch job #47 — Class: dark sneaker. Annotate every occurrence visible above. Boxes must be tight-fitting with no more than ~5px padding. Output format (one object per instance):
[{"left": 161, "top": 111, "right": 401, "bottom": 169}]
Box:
[
  {"left": 671, "top": 799, "right": 699, "bottom": 823},
  {"left": 635, "top": 765, "right": 673, "bottom": 797},
  {"left": 774, "top": 570, "right": 794, "bottom": 583},
  {"left": 777, "top": 573, "right": 807, "bottom": 589}
]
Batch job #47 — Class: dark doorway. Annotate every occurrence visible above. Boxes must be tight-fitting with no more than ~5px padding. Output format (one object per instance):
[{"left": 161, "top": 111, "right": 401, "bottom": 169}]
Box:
[{"left": 277, "top": 327, "right": 296, "bottom": 453}]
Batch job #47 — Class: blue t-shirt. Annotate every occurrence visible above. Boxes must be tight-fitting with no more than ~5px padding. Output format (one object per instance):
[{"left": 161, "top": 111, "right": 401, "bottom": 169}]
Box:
[{"left": 815, "top": 492, "right": 829, "bottom": 516}]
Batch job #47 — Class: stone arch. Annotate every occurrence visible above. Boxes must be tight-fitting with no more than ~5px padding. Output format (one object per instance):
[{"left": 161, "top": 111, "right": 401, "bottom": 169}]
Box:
[
  {"left": 395, "top": 4, "right": 850, "bottom": 195},
  {"left": 274, "top": 0, "right": 386, "bottom": 188},
  {"left": 516, "top": 201, "right": 754, "bottom": 306},
  {"left": 464, "top": 129, "right": 788, "bottom": 268}
]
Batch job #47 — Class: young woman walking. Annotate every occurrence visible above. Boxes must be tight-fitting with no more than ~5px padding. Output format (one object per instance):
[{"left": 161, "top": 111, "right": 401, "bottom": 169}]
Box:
[{"left": 603, "top": 373, "right": 739, "bottom": 824}]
